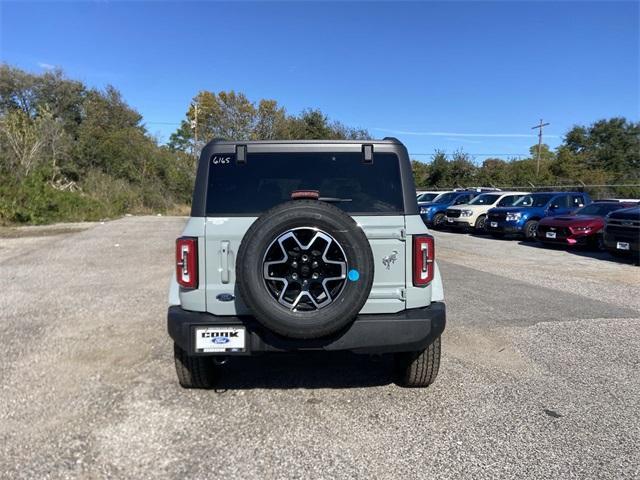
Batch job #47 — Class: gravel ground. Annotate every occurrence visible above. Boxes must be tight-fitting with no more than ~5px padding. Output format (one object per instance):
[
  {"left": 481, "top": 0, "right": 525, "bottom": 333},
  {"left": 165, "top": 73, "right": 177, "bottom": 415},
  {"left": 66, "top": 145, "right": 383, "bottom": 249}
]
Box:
[{"left": 0, "top": 216, "right": 638, "bottom": 479}]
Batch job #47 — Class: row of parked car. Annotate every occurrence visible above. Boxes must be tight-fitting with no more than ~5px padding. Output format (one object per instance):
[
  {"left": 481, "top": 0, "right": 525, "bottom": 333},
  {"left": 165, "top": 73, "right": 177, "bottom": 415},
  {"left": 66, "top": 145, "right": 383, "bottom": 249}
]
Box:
[{"left": 416, "top": 188, "right": 640, "bottom": 261}]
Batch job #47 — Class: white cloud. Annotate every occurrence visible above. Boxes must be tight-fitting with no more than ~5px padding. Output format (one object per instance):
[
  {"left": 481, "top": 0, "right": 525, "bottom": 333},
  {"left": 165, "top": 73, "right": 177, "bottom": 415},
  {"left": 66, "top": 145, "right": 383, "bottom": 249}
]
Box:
[
  {"left": 37, "top": 62, "right": 56, "bottom": 70},
  {"left": 374, "top": 127, "right": 559, "bottom": 139}
]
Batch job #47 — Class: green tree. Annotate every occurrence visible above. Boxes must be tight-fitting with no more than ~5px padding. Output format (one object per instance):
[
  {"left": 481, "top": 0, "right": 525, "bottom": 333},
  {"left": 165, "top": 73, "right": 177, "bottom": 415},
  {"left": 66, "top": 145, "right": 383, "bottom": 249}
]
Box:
[
  {"left": 168, "top": 92, "right": 370, "bottom": 154},
  {"left": 0, "top": 65, "right": 196, "bottom": 224},
  {"left": 562, "top": 118, "right": 640, "bottom": 181},
  {"left": 411, "top": 159, "right": 430, "bottom": 188},
  {"left": 426, "top": 150, "right": 450, "bottom": 187}
]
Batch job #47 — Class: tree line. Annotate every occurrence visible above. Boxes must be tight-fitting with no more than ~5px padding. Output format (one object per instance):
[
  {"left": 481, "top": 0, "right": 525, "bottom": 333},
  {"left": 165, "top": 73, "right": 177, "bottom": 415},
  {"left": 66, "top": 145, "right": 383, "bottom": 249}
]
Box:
[
  {"left": 0, "top": 65, "right": 367, "bottom": 224},
  {"left": 1, "top": 64, "right": 637, "bottom": 224}
]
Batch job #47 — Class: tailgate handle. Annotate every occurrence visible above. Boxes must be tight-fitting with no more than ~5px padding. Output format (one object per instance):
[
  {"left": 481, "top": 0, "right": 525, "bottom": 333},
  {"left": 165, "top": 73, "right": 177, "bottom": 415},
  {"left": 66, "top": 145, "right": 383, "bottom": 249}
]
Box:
[{"left": 221, "top": 240, "right": 230, "bottom": 284}]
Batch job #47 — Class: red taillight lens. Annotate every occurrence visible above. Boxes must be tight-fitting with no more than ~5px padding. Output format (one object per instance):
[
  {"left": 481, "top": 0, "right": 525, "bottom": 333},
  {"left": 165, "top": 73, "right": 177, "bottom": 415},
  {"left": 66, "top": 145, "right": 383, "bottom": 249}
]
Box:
[
  {"left": 176, "top": 237, "right": 198, "bottom": 289},
  {"left": 413, "top": 235, "right": 435, "bottom": 287}
]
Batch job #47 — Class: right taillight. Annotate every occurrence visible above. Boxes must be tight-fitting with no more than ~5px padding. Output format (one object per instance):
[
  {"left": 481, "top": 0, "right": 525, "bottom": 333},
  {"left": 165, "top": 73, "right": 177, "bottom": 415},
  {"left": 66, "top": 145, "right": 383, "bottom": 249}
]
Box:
[
  {"left": 176, "top": 237, "right": 198, "bottom": 289},
  {"left": 413, "top": 235, "right": 435, "bottom": 287}
]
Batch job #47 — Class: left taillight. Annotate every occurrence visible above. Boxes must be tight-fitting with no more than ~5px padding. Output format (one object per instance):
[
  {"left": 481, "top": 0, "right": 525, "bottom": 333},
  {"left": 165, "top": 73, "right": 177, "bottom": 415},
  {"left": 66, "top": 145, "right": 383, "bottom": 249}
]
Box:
[
  {"left": 413, "top": 235, "right": 435, "bottom": 287},
  {"left": 176, "top": 237, "right": 198, "bottom": 289}
]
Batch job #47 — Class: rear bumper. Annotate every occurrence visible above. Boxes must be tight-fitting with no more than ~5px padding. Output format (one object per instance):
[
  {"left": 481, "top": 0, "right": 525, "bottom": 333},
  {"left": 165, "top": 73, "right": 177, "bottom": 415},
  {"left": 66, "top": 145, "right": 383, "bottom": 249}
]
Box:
[
  {"left": 168, "top": 302, "right": 446, "bottom": 355},
  {"left": 444, "top": 218, "right": 472, "bottom": 229}
]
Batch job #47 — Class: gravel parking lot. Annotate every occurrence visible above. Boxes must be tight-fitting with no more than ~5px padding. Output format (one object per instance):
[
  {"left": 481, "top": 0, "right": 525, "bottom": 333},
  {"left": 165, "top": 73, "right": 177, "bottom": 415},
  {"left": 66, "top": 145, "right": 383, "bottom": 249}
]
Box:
[{"left": 1, "top": 217, "right": 638, "bottom": 479}]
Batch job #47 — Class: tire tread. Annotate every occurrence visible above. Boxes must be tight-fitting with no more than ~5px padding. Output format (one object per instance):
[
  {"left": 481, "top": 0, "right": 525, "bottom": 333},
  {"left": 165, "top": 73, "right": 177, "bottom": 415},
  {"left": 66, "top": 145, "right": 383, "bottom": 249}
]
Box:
[
  {"left": 395, "top": 336, "right": 441, "bottom": 388},
  {"left": 173, "top": 343, "right": 215, "bottom": 389}
]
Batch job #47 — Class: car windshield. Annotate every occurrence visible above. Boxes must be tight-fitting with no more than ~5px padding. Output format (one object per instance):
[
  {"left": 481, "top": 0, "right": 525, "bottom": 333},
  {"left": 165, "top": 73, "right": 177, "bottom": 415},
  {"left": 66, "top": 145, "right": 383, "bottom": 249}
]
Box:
[
  {"left": 432, "top": 192, "right": 458, "bottom": 204},
  {"left": 417, "top": 192, "right": 439, "bottom": 202},
  {"left": 513, "top": 194, "right": 554, "bottom": 207},
  {"left": 497, "top": 194, "right": 527, "bottom": 207},
  {"left": 576, "top": 203, "right": 632, "bottom": 216},
  {"left": 469, "top": 194, "right": 500, "bottom": 205}
]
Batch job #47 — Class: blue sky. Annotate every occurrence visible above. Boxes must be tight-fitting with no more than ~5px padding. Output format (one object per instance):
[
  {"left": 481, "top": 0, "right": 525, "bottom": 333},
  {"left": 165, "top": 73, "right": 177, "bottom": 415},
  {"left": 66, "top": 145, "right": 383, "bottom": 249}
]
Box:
[{"left": 1, "top": 1, "right": 638, "bottom": 161}]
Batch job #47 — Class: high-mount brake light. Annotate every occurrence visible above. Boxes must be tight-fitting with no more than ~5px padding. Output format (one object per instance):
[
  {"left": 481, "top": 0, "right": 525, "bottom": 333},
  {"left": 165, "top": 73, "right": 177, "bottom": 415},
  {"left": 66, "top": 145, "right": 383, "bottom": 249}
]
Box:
[
  {"left": 413, "top": 235, "right": 435, "bottom": 287},
  {"left": 176, "top": 237, "right": 198, "bottom": 289}
]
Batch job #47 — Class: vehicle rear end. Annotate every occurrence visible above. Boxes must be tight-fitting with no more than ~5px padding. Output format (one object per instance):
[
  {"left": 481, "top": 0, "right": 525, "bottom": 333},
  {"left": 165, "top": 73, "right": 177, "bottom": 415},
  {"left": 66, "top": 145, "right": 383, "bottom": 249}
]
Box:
[
  {"left": 168, "top": 139, "right": 446, "bottom": 388},
  {"left": 604, "top": 206, "right": 640, "bottom": 257}
]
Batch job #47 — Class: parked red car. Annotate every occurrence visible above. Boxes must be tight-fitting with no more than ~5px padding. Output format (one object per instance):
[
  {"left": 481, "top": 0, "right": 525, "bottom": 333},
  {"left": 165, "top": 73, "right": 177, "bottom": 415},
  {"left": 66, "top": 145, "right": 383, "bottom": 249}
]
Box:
[{"left": 536, "top": 201, "right": 638, "bottom": 249}]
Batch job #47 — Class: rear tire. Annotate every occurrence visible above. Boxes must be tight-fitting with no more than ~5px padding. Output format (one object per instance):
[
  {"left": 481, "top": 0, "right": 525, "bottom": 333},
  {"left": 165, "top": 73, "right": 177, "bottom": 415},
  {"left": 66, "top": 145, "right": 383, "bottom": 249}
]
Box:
[
  {"left": 394, "top": 336, "right": 441, "bottom": 388},
  {"left": 173, "top": 343, "right": 216, "bottom": 389},
  {"left": 523, "top": 220, "right": 539, "bottom": 241}
]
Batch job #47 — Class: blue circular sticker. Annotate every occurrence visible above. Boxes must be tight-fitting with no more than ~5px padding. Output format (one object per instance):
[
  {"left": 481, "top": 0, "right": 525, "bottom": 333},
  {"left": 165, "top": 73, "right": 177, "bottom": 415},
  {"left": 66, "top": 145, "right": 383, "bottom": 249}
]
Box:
[{"left": 348, "top": 269, "right": 360, "bottom": 281}]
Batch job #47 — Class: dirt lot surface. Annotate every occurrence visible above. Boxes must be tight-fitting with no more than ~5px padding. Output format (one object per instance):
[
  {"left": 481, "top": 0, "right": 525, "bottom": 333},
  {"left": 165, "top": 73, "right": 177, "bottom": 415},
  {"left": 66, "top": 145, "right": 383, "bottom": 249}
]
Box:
[{"left": 1, "top": 217, "right": 638, "bottom": 479}]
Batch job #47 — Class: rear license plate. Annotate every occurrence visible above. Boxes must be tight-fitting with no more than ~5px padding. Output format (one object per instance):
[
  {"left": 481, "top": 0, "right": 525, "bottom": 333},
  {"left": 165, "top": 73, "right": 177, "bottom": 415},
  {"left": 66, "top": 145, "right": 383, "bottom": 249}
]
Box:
[
  {"left": 195, "top": 326, "right": 246, "bottom": 353},
  {"left": 490, "top": 222, "right": 498, "bottom": 228},
  {"left": 617, "top": 242, "right": 630, "bottom": 251},
  {"left": 546, "top": 231, "right": 556, "bottom": 239},
  {"left": 447, "top": 217, "right": 454, "bottom": 223}
]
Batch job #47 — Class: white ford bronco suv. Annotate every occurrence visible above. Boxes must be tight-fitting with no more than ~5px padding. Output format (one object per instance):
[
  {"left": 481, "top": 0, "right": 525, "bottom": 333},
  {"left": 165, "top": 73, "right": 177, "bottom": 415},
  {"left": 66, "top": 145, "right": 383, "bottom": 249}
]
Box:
[{"left": 168, "top": 138, "right": 446, "bottom": 388}]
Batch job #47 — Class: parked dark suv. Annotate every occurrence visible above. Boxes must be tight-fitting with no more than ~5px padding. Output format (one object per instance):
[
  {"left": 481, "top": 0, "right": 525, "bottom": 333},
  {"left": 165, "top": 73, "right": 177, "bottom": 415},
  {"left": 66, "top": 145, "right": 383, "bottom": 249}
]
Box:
[{"left": 603, "top": 206, "right": 640, "bottom": 260}]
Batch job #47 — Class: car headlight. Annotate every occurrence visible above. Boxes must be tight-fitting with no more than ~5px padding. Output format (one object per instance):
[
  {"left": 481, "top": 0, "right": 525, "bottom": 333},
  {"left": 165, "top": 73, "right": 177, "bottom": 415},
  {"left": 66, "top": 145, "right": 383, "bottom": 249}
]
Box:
[
  {"left": 460, "top": 210, "right": 473, "bottom": 217},
  {"left": 506, "top": 212, "right": 522, "bottom": 221},
  {"left": 420, "top": 207, "right": 429, "bottom": 214},
  {"left": 571, "top": 226, "right": 592, "bottom": 232}
]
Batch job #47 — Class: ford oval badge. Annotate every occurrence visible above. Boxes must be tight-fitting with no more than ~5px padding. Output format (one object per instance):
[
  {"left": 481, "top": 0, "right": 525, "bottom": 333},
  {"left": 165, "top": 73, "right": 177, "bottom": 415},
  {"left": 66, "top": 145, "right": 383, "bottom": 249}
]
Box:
[
  {"left": 212, "top": 337, "right": 230, "bottom": 344},
  {"left": 216, "top": 293, "right": 235, "bottom": 302}
]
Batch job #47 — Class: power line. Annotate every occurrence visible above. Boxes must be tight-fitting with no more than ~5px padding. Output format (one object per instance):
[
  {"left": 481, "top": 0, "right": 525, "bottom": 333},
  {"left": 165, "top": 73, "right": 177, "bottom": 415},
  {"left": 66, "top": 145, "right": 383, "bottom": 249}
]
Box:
[{"left": 409, "top": 153, "right": 529, "bottom": 157}]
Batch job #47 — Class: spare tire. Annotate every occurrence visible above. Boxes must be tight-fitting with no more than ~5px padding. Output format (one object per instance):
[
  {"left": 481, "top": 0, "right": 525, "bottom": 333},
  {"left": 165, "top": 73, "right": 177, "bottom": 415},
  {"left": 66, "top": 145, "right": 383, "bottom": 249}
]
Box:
[{"left": 236, "top": 200, "right": 374, "bottom": 339}]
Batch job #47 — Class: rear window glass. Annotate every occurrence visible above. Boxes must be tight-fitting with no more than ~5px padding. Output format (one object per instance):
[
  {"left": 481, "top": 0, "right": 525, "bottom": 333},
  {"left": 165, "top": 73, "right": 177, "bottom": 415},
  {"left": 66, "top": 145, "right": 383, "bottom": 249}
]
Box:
[{"left": 205, "top": 152, "right": 404, "bottom": 215}]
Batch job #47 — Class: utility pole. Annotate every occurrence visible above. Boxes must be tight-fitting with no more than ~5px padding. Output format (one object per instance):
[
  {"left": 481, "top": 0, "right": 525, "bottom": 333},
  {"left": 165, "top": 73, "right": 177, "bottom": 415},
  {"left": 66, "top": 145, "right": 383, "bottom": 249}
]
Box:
[
  {"left": 193, "top": 103, "right": 199, "bottom": 158},
  {"left": 531, "top": 119, "right": 550, "bottom": 177},
  {"left": 189, "top": 103, "right": 199, "bottom": 158}
]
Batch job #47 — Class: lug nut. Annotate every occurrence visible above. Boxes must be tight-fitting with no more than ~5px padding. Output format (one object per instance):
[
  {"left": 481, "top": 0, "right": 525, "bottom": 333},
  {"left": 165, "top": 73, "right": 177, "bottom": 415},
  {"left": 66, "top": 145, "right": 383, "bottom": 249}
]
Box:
[
  {"left": 291, "top": 261, "right": 298, "bottom": 268},
  {"left": 312, "top": 272, "right": 319, "bottom": 280},
  {"left": 311, "top": 261, "right": 318, "bottom": 268},
  {"left": 291, "top": 273, "right": 298, "bottom": 280},
  {"left": 301, "top": 254, "right": 309, "bottom": 262}
]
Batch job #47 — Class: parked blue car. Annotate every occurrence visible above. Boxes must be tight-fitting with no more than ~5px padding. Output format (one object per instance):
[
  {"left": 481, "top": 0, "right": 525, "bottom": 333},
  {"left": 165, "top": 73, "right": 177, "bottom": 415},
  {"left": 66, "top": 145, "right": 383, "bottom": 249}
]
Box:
[
  {"left": 419, "top": 190, "right": 478, "bottom": 227},
  {"left": 485, "top": 191, "right": 592, "bottom": 240}
]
